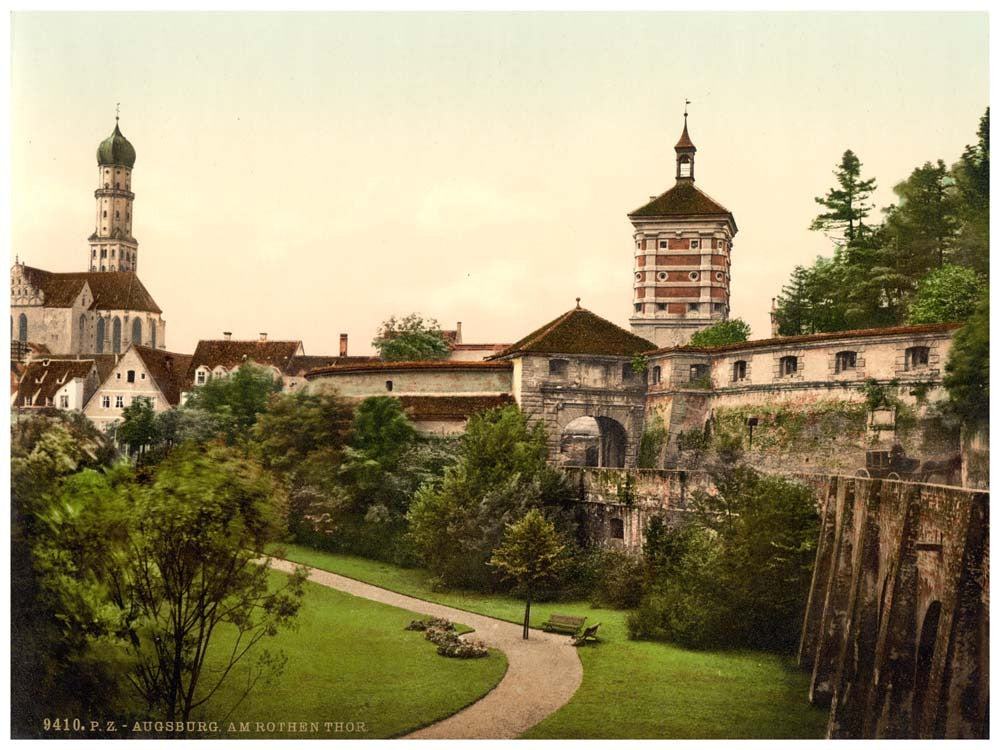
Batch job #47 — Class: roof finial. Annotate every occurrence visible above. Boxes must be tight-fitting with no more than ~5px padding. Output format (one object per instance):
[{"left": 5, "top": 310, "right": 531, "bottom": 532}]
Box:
[
  {"left": 684, "top": 98, "right": 690, "bottom": 119},
  {"left": 575, "top": 297, "right": 581, "bottom": 309},
  {"left": 115, "top": 102, "right": 120, "bottom": 123}
]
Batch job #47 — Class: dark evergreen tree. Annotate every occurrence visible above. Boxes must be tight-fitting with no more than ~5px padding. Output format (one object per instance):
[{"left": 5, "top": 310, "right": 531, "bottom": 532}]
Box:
[{"left": 809, "top": 150, "right": 878, "bottom": 245}]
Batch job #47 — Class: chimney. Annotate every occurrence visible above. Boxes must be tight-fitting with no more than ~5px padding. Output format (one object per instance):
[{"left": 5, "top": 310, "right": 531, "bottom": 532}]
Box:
[
  {"left": 770, "top": 298, "right": 780, "bottom": 338},
  {"left": 259, "top": 332, "right": 267, "bottom": 342},
  {"left": 223, "top": 331, "right": 232, "bottom": 341},
  {"left": 456, "top": 321, "right": 463, "bottom": 344},
  {"left": 339, "top": 333, "right": 348, "bottom": 357}
]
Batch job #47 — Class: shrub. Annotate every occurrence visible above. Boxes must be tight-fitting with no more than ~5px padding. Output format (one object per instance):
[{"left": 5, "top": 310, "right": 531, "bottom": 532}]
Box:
[{"left": 588, "top": 549, "right": 645, "bottom": 609}]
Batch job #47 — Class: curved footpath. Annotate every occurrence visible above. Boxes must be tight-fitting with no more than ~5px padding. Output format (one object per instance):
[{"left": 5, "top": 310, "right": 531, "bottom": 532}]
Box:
[{"left": 269, "top": 558, "right": 583, "bottom": 739}]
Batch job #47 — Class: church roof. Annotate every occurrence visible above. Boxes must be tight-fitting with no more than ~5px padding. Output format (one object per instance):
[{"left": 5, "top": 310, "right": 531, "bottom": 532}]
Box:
[
  {"left": 494, "top": 305, "right": 656, "bottom": 358},
  {"left": 628, "top": 181, "right": 734, "bottom": 221},
  {"left": 97, "top": 123, "right": 136, "bottom": 168},
  {"left": 20, "top": 266, "right": 162, "bottom": 313},
  {"left": 132, "top": 346, "right": 192, "bottom": 406},
  {"left": 188, "top": 339, "right": 304, "bottom": 377}
]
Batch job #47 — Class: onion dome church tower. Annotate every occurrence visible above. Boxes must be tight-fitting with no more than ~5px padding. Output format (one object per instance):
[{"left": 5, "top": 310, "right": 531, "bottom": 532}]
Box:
[
  {"left": 627, "top": 112, "right": 738, "bottom": 349},
  {"left": 89, "top": 115, "right": 139, "bottom": 272}
]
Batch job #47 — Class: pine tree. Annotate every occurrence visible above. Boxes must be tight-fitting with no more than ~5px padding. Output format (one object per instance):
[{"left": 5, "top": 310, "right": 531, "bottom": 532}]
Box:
[{"left": 809, "top": 150, "right": 878, "bottom": 245}]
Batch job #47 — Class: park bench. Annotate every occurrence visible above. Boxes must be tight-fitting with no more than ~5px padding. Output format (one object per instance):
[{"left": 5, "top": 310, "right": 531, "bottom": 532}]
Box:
[
  {"left": 541, "top": 614, "right": 586, "bottom": 635},
  {"left": 571, "top": 622, "right": 601, "bottom": 647}
]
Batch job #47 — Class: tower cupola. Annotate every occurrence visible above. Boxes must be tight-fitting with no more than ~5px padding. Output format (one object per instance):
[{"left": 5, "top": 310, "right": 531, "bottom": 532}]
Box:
[
  {"left": 96, "top": 123, "right": 136, "bottom": 168},
  {"left": 674, "top": 113, "right": 696, "bottom": 181}
]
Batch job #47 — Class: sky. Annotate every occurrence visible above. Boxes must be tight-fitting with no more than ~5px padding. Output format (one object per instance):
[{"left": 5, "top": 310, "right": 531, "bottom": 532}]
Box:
[{"left": 9, "top": 12, "right": 989, "bottom": 356}]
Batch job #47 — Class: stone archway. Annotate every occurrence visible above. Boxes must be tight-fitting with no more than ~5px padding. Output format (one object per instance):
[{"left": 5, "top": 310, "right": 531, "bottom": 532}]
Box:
[{"left": 559, "top": 415, "right": 628, "bottom": 468}]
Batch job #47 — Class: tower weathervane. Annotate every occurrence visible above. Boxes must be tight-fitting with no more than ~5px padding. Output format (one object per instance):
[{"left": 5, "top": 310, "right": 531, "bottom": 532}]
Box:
[
  {"left": 684, "top": 99, "right": 691, "bottom": 119},
  {"left": 115, "top": 102, "right": 120, "bottom": 123}
]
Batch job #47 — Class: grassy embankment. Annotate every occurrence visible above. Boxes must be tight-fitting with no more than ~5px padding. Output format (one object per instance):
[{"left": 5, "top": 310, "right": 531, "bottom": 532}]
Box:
[
  {"left": 195, "top": 569, "right": 507, "bottom": 739},
  {"left": 274, "top": 543, "right": 829, "bottom": 740}
]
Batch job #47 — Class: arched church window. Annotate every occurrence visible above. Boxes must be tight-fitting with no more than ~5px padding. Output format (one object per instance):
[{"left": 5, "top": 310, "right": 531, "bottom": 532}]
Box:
[
  {"left": 132, "top": 318, "right": 142, "bottom": 346},
  {"left": 103, "top": 210, "right": 107, "bottom": 218},
  {"left": 17, "top": 313, "right": 27, "bottom": 344},
  {"left": 112, "top": 317, "right": 122, "bottom": 354},
  {"left": 104, "top": 182, "right": 109, "bottom": 188},
  {"left": 79, "top": 314, "right": 86, "bottom": 346},
  {"left": 151, "top": 324, "right": 157, "bottom": 350},
  {"left": 96, "top": 318, "right": 105, "bottom": 354}
]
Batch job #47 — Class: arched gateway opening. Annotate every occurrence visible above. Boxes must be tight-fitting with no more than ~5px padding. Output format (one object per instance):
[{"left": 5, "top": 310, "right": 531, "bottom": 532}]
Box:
[{"left": 560, "top": 415, "right": 628, "bottom": 468}]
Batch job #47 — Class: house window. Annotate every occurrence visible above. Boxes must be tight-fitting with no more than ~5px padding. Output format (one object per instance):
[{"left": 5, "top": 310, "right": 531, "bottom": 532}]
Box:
[
  {"left": 689, "top": 364, "right": 709, "bottom": 382},
  {"left": 905, "top": 346, "right": 930, "bottom": 370},
  {"left": 59, "top": 394, "right": 69, "bottom": 408},
  {"left": 780, "top": 355, "right": 798, "bottom": 376},
  {"left": 733, "top": 360, "right": 747, "bottom": 381},
  {"left": 115, "top": 395, "right": 124, "bottom": 408},
  {"left": 690, "top": 239, "right": 700, "bottom": 250},
  {"left": 610, "top": 518, "right": 625, "bottom": 540},
  {"left": 127, "top": 370, "right": 135, "bottom": 383},
  {"left": 835, "top": 351, "right": 857, "bottom": 373},
  {"left": 549, "top": 358, "right": 568, "bottom": 377},
  {"left": 196, "top": 370, "right": 207, "bottom": 385},
  {"left": 102, "top": 395, "right": 110, "bottom": 408},
  {"left": 385, "top": 380, "right": 393, "bottom": 392},
  {"left": 651, "top": 365, "right": 662, "bottom": 384},
  {"left": 141, "top": 373, "right": 146, "bottom": 380},
  {"left": 659, "top": 240, "right": 667, "bottom": 249},
  {"left": 635, "top": 303, "right": 642, "bottom": 313},
  {"left": 116, "top": 372, "right": 121, "bottom": 380}
]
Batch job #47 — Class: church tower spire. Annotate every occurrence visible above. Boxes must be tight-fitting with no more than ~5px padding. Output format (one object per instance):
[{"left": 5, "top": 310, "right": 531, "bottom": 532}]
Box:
[
  {"left": 674, "top": 105, "right": 696, "bottom": 181},
  {"left": 89, "top": 112, "right": 139, "bottom": 272}
]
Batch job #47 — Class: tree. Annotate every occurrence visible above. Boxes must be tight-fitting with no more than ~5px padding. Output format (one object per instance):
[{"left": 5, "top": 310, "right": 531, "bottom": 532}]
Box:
[
  {"left": 372, "top": 313, "right": 451, "bottom": 361},
  {"left": 98, "top": 445, "right": 306, "bottom": 727},
  {"left": 251, "top": 390, "right": 354, "bottom": 475},
  {"left": 184, "top": 363, "right": 283, "bottom": 443},
  {"left": 773, "top": 257, "right": 851, "bottom": 335},
  {"left": 688, "top": 318, "right": 751, "bottom": 347},
  {"left": 489, "top": 509, "right": 569, "bottom": 639},
  {"left": 943, "top": 294, "right": 989, "bottom": 424},
  {"left": 407, "top": 405, "right": 572, "bottom": 589},
  {"left": 907, "top": 264, "right": 986, "bottom": 325},
  {"left": 885, "top": 160, "right": 959, "bottom": 272},
  {"left": 116, "top": 397, "right": 159, "bottom": 460},
  {"left": 810, "top": 150, "right": 878, "bottom": 245},
  {"left": 952, "top": 108, "right": 989, "bottom": 274}
]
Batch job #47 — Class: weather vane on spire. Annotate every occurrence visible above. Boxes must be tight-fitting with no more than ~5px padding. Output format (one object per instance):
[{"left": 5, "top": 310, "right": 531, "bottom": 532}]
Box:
[
  {"left": 684, "top": 99, "right": 691, "bottom": 119},
  {"left": 115, "top": 102, "right": 120, "bottom": 123}
]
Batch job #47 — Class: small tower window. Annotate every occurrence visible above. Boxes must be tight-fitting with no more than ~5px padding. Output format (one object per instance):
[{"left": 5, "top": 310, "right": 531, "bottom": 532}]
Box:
[
  {"left": 690, "top": 239, "right": 700, "bottom": 250},
  {"left": 104, "top": 182, "right": 109, "bottom": 188},
  {"left": 733, "top": 360, "right": 747, "bottom": 381},
  {"left": 651, "top": 365, "right": 662, "bottom": 384},
  {"left": 689, "top": 271, "right": 699, "bottom": 281},
  {"left": 115, "top": 211, "right": 120, "bottom": 219},
  {"left": 102, "top": 210, "right": 107, "bottom": 218},
  {"left": 385, "top": 380, "right": 393, "bottom": 392},
  {"left": 635, "top": 272, "right": 643, "bottom": 282},
  {"left": 657, "top": 303, "right": 667, "bottom": 311},
  {"left": 657, "top": 271, "right": 668, "bottom": 281},
  {"left": 659, "top": 240, "right": 667, "bottom": 249},
  {"left": 678, "top": 156, "right": 692, "bottom": 178},
  {"left": 115, "top": 182, "right": 120, "bottom": 189},
  {"left": 688, "top": 303, "right": 699, "bottom": 312},
  {"left": 713, "top": 303, "right": 725, "bottom": 313},
  {"left": 635, "top": 303, "right": 642, "bottom": 313},
  {"left": 715, "top": 272, "right": 724, "bottom": 280}
]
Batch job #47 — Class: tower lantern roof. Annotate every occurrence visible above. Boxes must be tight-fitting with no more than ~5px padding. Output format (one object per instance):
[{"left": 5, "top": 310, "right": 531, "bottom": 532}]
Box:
[
  {"left": 674, "top": 117, "right": 696, "bottom": 151},
  {"left": 96, "top": 122, "right": 136, "bottom": 168}
]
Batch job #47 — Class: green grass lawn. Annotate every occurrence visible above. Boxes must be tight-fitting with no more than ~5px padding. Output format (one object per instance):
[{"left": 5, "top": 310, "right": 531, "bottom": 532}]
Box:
[
  {"left": 273, "top": 543, "right": 829, "bottom": 739},
  {"left": 192, "top": 569, "right": 507, "bottom": 739}
]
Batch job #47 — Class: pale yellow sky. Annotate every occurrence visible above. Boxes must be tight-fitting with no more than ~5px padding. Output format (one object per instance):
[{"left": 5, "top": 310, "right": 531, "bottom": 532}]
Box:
[{"left": 10, "top": 12, "right": 989, "bottom": 355}]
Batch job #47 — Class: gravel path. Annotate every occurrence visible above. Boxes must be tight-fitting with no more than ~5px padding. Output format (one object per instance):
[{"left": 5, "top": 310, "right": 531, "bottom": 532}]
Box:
[{"left": 269, "top": 558, "right": 583, "bottom": 739}]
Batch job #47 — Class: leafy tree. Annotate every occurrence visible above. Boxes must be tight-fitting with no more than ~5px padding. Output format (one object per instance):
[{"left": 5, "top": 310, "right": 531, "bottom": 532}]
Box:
[
  {"left": 628, "top": 467, "right": 819, "bottom": 652},
  {"left": 111, "top": 444, "right": 306, "bottom": 725},
  {"left": 407, "top": 405, "right": 572, "bottom": 589},
  {"left": 372, "top": 313, "right": 451, "bottom": 362},
  {"left": 952, "top": 108, "right": 989, "bottom": 274},
  {"left": 153, "top": 406, "right": 226, "bottom": 455},
  {"left": 943, "top": 294, "right": 989, "bottom": 424},
  {"left": 688, "top": 318, "right": 752, "bottom": 347},
  {"left": 184, "top": 363, "right": 283, "bottom": 443},
  {"left": 116, "top": 397, "right": 159, "bottom": 460},
  {"left": 810, "top": 149, "right": 878, "bottom": 245},
  {"left": 251, "top": 390, "right": 354, "bottom": 475},
  {"left": 489, "top": 509, "right": 569, "bottom": 639},
  {"left": 907, "top": 264, "right": 986, "bottom": 324}
]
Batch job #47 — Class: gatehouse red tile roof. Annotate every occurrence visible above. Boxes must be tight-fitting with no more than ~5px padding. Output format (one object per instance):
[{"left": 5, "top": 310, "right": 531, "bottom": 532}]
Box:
[
  {"left": 493, "top": 306, "right": 656, "bottom": 359},
  {"left": 646, "top": 322, "right": 964, "bottom": 356},
  {"left": 397, "top": 394, "right": 515, "bottom": 421},
  {"left": 20, "top": 266, "right": 162, "bottom": 313},
  {"left": 628, "top": 182, "right": 735, "bottom": 223}
]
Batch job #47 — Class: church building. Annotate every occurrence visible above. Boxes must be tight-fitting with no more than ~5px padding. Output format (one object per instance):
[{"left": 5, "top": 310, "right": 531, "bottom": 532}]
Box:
[
  {"left": 11, "top": 118, "right": 166, "bottom": 356},
  {"left": 628, "top": 114, "right": 737, "bottom": 348}
]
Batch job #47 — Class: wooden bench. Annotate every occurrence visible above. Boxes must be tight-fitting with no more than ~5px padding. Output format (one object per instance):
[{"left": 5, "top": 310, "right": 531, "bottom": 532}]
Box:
[
  {"left": 571, "top": 623, "right": 601, "bottom": 647},
  {"left": 541, "top": 614, "right": 586, "bottom": 635}
]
